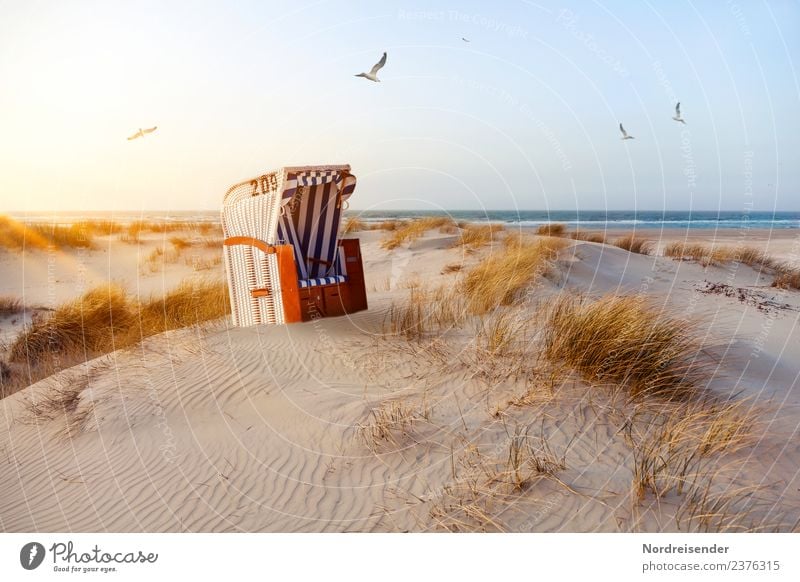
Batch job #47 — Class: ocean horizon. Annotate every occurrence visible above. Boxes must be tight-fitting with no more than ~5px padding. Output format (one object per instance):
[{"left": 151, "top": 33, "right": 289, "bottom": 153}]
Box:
[{"left": 8, "top": 209, "right": 800, "bottom": 230}]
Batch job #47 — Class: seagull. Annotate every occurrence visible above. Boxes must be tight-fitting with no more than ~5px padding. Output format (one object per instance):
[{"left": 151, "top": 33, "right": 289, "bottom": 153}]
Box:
[
  {"left": 355, "top": 52, "right": 387, "bottom": 82},
  {"left": 462, "top": 37, "right": 470, "bottom": 42},
  {"left": 672, "top": 102, "right": 686, "bottom": 124},
  {"left": 127, "top": 126, "right": 158, "bottom": 141},
  {"left": 619, "top": 123, "right": 635, "bottom": 140}
]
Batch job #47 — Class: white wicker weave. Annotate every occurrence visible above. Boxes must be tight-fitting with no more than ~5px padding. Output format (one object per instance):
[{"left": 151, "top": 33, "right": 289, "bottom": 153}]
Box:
[{"left": 221, "top": 165, "right": 355, "bottom": 327}]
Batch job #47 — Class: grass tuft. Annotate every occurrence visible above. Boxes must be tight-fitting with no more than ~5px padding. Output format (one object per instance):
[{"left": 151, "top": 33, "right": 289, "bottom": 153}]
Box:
[
  {"left": 381, "top": 217, "right": 458, "bottom": 250},
  {"left": 535, "top": 223, "right": 567, "bottom": 237},
  {"left": 7, "top": 280, "right": 230, "bottom": 392},
  {"left": 0, "top": 295, "right": 24, "bottom": 315},
  {"left": 452, "top": 223, "right": 505, "bottom": 248},
  {"left": 570, "top": 230, "right": 607, "bottom": 244},
  {"left": 342, "top": 216, "right": 365, "bottom": 234},
  {"left": 613, "top": 234, "right": 653, "bottom": 255},
  {"left": 461, "top": 236, "right": 566, "bottom": 314},
  {"left": 542, "top": 294, "right": 706, "bottom": 400}
]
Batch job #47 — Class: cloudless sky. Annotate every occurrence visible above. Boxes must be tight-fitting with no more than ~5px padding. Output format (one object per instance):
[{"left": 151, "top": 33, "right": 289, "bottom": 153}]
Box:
[{"left": 0, "top": 0, "right": 798, "bottom": 212}]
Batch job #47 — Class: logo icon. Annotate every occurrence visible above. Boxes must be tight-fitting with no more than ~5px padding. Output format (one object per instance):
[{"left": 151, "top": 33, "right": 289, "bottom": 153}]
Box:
[{"left": 20, "top": 542, "right": 46, "bottom": 570}]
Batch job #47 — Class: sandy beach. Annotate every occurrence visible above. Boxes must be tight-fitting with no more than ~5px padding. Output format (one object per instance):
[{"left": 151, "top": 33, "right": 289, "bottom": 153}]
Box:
[{"left": 1, "top": 221, "right": 799, "bottom": 532}]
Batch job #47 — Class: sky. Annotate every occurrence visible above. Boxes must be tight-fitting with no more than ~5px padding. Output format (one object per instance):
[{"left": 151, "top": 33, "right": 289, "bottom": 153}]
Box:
[{"left": 0, "top": 0, "right": 798, "bottom": 213}]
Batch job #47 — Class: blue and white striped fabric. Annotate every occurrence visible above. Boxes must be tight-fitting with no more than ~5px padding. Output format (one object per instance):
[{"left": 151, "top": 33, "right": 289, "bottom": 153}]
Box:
[
  {"left": 279, "top": 180, "right": 337, "bottom": 279},
  {"left": 275, "top": 168, "right": 358, "bottom": 286},
  {"left": 298, "top": 275, "right": 347, "bottom": 288},
  {"left": 282, "top": 170, "right": 356, "bottom": 203}
]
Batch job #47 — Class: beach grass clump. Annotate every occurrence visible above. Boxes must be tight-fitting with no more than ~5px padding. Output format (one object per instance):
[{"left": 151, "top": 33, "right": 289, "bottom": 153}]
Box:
[
  {"left": 10, "top": 285, "right": 134, "bottom": 365},
  {"left": 452, "top": 223, "right": 505, "bottom": 248},
  {"left": 461, "top": 236, "right": 566, "bottom": 314},
  {"left": 612, "top": 234, "right": 653, "bottom": 255},
  {"left": 0, "top": 295, "right": 24, "bottom": 315},
  {"left": 169, "top": 236, "right": 192, "bottom": 250},
  {"left": 0, "top": 215, "right": 95, "bottom": 251},
  {"left": 355, "top": 398, "right": 430, "bottom": 452},
  {"left": 380, "top": 217, "right": 458, "bottom": 250},
  {"left": 342, "top": 216, "right": 365, "bottom": 234},
  {"left": 541, "top": 294, "right": 705, "bottom": 400},
  {"left": 135, "top": 279, "right": 230, "bottom": 336},
  {"left": 384, "top": 283, "right": 466, "bottom": 339},
  {"left": 7, "top": 280, "right": 230, "bottom": 390},
  {"left": 535, "top": 223, "right": 567, "bottom": 237},
  {"left": 429, "top": 426, "right": 568, "bottom": 532},
  {"left": 772, "top": 268, "right": 800, "bottom": 290},
  {"left": 663, "top": 243, "right": 743, "bottom": 267},
  {"left": 663, "top": 243, "right": 796, "bottom": 286},
  {"left": 570, "top": 230, "right": 607, "bottom": 244},
  {"left": 372, "top": 220, "right": 398, "bottom": 231},
  {"left": 630, "top": 398, "right": 757, "bottom": 505}
]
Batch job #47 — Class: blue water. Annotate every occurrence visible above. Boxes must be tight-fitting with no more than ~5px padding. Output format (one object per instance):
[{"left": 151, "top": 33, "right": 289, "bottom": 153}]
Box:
[
  {"left": 351, "top": 210, "right": 800, "bottom": 230},
  {"left": 9, "top": 209, "right": 800, "bottom": 230}
]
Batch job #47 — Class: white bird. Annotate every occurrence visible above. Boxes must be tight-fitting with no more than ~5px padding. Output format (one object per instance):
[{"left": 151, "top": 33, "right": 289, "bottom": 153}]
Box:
[
  {"left": 355, "top": 52, "right": 387, "bottom": 82},
  {"left": 672, "top": 102, "right": 686, "bottom": 124},
  {"left": 462, "top": 37, "right": 470, "bottom": 42},
  {"left": 127, "top": 126, "right": 158, "bottom": 141},
  {"left": 619, "top": 123, "right": 635, "bottom": 140}
]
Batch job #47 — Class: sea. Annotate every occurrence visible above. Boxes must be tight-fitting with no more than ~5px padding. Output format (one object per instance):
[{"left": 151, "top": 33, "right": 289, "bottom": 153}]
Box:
[
  {"left": 7, "top": 210, "right": 800, "bottom": 230},
  {"left": 353, "top": 210, "right": 800, "bottom": 230}
]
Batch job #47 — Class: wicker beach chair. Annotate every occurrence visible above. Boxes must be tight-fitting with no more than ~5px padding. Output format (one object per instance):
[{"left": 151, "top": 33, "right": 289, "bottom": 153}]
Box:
[{"left": 221, "top": 165, "right": 368, "bottom": 327}]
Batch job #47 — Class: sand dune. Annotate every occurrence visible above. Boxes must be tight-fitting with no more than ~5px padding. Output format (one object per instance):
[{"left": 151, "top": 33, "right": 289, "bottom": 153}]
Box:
[{"left": 1, "top": 227, "right": 799, "bottom": 532}]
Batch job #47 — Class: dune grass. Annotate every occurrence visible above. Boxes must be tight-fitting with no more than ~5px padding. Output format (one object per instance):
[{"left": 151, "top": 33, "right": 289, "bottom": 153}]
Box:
[
  {"left": 612, "top": 234, "right": 653, "bottom": 255},
  {"left": 383, "top": 283, "right": 467, "bottom": 340},
  {"left": 6, "top": 280, "right": 229, "bottom": 392},
  {"left": 773, "top": 269, "right": 800, "bottom": 290},
  {"left": 663, "top": 242, "right": 800, "bottom": 289},
  {"left": 630, "top": 398, "right": 756, "bottom": 501},
  {"left": 535, "top": 223, "right": 567, "bottom": 237},
  {"left": 169, "top": 236, "right": 192, "bottom": 250},
  {"left": 381, "top": 217, "right": 458, "bottom": 250},
  {"left": 461, "top": 235, "right": 566, "bottom": 314},
  {"left": 429, "top": 425, "right": 569, "bottom": 532},
  {"left": 452, "top": 223, "right": 505, "bottom": 248},
  {"left": 120, "top": 220, "right": 221, "bottom": 244},
  {"left": 542, "top": 294, "right": 706, "bottom": 400},
  {"left": 570, "top": 230, "right": 607, "bottom": 244},
  {"left": 0, "top": 215, "right": 95, "bottom": 250},
  {"left": 662, "top": 243, "right": 775, "bottom": 268},
  {"left": 342, "top": 216, "right": 365, "bottom": 234},
  {"left": 372, "top": 220, "right": 398, "bottom": 231},
  {"left": 0, "top": 296, "right": 23, "bottom": 315},
  {"left": 356, "top": 398, "right": 431, "bottom": 452}
]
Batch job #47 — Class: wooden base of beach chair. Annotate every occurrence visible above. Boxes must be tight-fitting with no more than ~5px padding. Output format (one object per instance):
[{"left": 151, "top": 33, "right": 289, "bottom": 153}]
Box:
[{"left": 277, "top": 238, "right": 368, "bottom": 324}]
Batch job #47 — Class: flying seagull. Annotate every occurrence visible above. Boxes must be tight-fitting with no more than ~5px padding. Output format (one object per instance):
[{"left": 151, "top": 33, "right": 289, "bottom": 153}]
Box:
[
  {"left": 619, "top": 123, "right": 635, "bottom": 140},
  {"left": 127, "top": 126, "right": 158, "bottom": 141},
  {"left": 462, "top": 37, "right": 470, "bottom": 42},
  {"left": 355, "top": 52, "right": 387, "bottom": 82},
  {"left": 672, "top": 102, "right": 686, "bottom": 124}
]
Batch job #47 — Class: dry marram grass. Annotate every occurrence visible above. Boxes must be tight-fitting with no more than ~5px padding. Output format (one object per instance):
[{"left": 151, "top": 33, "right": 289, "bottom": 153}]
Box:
[
  {"left": 535, "top": 223, "right": 567, "bottom": 237},
  {"left": 542, "top": 294, "right": 706, "bottom": 400},
  {"left": 613, "top": 234, "right": 653, "bottom": 255},
  {"left": 462, "top": 236, "right": 567, "bottom": 314},
  {"left": 5, "top": 280, "right": 230, "bottom": 393},
  {"left": 381, "top": 217, "right": 458, "bottom": 250}
]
